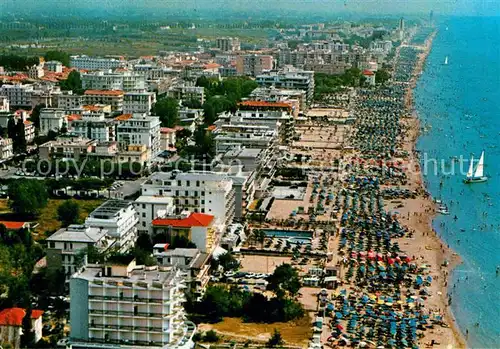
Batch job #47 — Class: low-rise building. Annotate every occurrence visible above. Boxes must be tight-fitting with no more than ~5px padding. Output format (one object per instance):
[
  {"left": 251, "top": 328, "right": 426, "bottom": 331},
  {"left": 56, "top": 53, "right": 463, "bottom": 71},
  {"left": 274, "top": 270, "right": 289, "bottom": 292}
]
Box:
[
  {"left": 160, "top": 127, "right": 176, "bottom": 151},
  {"left": 0, "top": 138, "right": 13, "bottom": 160},
  {"left": 0, "top": 308, "right": 44, "bottom": 349},
  {"left": 0, "top": 96, "right": 9, "bottom": 112},
  {"left": 46, "top": 224, "right": 115, "bottom": 279},
  {"left": 39, "top": 137, "right": 97, "bottom": 160},
  {"left": 69, "top": 259, "right": 196, "bottom": 349},
  {"left": 85, "top": 200, "right": 138, "bottom": 251},
  {"left": 152, "top": 212, "right": 216, "bottom": 253}
]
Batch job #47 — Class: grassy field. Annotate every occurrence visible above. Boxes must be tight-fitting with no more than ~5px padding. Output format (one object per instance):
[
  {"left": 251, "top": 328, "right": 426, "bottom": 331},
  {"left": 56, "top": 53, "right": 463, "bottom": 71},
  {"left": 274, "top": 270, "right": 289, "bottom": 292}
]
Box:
[
  {"left": 198, "top": 315, "right": 312, "bottom": 346},
  {"left": 0, "top": 198, "right": 104, "bottom": 239}
]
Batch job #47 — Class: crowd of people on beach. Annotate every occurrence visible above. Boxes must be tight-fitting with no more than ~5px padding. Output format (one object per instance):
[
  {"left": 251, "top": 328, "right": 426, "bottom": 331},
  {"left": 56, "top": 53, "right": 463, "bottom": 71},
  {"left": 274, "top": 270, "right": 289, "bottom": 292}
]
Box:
[{"left": 319, "top": 30, "right": 451, "bottom": 348}]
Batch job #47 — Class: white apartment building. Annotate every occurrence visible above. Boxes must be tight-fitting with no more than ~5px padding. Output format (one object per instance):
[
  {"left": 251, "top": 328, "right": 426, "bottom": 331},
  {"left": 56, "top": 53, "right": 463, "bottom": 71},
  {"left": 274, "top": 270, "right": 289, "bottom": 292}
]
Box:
[
  {"left": 134, "top": 195, "right": 175, "bottom": 235},
  {"left": 0, "top": 138, "right": 13, "bottom": 160},
  {"left": 123, "top": 91, "right": 156, "bottom": 114},
  {"left": 57, "top": 91, "right": 84, "bottom": 110},
  {"left": 167, "top": 84, "right": 205, "bottom": 105},
  {"left": 215, "top": 37, "right": 240, "bottom": 52},
  {"left": 160, "top": 128, "right": 176, "bottom": 151},
  {"left": 84, "top": 90, "right": 124, "bottom": 111},
  {"left": 85, "top": 200, "right": 138, "bottom": 251},
  {"left": 39, "top": 108, "right": 67, "bottom": 135},
  {"left": 81, "top": 71, "right": 146, "bottom": 92},
  {"left": 0, "top": 96, "right": 9, "bottom": 112},
  {"left": 0, "top": 84, "right": 34, "bottom": 107},
  {"left": 46, "top": 225, "right": 115, "bottom": 279},
  {"left": 256, "top": 66, "right": 315, "bottom": 104},
  {"left": 141, "top": 171, "right": 235, "bottom": 229},
  {"left": 69, "top": 259, "right": 196, "bottom": 349},
  {"left": 45, "top": 60, "right": 63, "bottom": 73},
  {"left": 70, "top": 111, "right": 116, "bottom": 143},
  {"left": 70, "top": 55, "right": 126, "bottom": 70},
  {"left": 116, "top": 113, "right": 161, "bottom": 157}
]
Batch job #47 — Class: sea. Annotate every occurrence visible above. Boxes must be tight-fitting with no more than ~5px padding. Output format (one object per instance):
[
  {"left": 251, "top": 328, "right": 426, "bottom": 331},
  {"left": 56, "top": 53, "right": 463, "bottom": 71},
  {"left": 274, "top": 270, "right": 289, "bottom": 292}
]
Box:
[{"left": 414, "top": 17, "right": 500, "bottom": 348}]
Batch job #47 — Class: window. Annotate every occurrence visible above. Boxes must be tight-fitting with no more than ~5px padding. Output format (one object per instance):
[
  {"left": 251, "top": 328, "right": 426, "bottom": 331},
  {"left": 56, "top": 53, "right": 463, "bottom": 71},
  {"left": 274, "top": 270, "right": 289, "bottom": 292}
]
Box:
[
  {"left": 196, "top": 181, "right": 200, "bottom": 187},
  {"left": 201, "top": 208, "right": 205, "bottom": 213},
  {"left": 177, "top": 180, "right": 181, "bottom": 186},
  {"left": 175, "top": 190, "right": 179, "bottom": 196},
  {"left": 142, "top": 212, "right": 146, "bottom": 217},
  {"left": 185, "top": 191, "right": 188, "bottom": 196},
  {"left": 49, "top": 242, "right": 55, "bottom": 248},
  {"left": 142, "top": 222, "right": 146, "bottom": 227},
  {"left": 142, "top": 204, "right": 146, "bottom": 209},
  {"left": 186, "top": 180, "right": 190, "bottom": 186},
  {"left": 185, "top": 199, "right": 189, "bottom": 205}
]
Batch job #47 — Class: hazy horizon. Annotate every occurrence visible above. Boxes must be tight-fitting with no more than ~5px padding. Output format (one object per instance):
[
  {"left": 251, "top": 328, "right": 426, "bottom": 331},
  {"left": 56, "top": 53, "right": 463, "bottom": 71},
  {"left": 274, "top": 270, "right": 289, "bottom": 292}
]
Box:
[{"left": 1, "top": 0, "right": 500, "bottom": 19}]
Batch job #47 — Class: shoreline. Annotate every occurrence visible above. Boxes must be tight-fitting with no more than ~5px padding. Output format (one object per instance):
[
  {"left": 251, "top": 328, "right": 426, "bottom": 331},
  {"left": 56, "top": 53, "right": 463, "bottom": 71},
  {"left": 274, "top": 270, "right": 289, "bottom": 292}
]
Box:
[{"left": 401, "top": 30, "right": 467, "bottom": 348}]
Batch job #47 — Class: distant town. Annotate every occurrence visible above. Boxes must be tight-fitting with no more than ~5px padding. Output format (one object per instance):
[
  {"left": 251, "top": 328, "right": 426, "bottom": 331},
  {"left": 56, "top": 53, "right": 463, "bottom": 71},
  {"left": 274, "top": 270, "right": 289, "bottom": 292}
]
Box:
[{"left": 0, "top": 12, "right": 458, "bottom": 349}]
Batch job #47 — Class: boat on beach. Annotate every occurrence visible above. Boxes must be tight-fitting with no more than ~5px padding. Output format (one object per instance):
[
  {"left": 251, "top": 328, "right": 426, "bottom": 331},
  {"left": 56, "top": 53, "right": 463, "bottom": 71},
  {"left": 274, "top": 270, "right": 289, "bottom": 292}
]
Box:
[{"left": 464, "top": 151, "right": 487, "bottom": 183}]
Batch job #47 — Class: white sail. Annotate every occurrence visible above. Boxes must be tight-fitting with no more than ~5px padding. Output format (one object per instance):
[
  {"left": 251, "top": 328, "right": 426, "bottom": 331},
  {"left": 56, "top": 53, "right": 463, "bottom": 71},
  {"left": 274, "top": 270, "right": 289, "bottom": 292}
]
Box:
[
  {"left": 474, "top": 151, "right": 484, "bottom": 178},
  {"left": 466, "top": 155, "right": 474, "bottom": 178},
  {"left": 444, "top": 57, "right": 448, "bottom": 65}
]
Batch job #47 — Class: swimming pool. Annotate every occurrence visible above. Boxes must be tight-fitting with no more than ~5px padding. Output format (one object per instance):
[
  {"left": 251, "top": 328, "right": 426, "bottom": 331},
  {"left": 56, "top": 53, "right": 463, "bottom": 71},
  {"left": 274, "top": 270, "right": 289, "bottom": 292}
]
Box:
[
  {"left": 261, "top": 229, "right": 313, "bottom": 239},
  {"left": 261, "top": 229, "right": 313, "bottom": 245}
]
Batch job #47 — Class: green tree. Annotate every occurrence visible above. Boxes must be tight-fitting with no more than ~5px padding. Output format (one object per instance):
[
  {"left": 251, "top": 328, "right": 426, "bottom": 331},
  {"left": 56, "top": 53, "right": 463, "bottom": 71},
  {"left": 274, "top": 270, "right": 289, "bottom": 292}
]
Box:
[
  {"left": 44, "top": 50, "right": 70, "bottom": 67},
  {"left": 375, "top": 69, "right": 391, "bottom": 84},
  {"left": 153, "top": 97, "right": 179, "bottom": 127},
  {"left": 203, "top": 330, "right": 219, "bottom": 343},
  {"left": 60, "top": 70, "right": 83, "bottom": 94},
  {"left": 57, "top": 200, "right": 80, "bottom": 226},
  {"left": 8, "top": 180, "right": 48, "bottom": 216},
  {"left": 214, "top": 252, "right": 240, "bottom": 272},
  {"left": 182, "top": 98, "right": 203, "bottom": 109},
  {"left": 30, "top": 103, "right": 46, "bottom": 130},
  {"left": 267, "top": 329, "right": 284, "bottom": 348},
  {"left": 267, "top": 264, "right": 301, "bottom": 298},
  {"left": 136, "top": 232, "right": 153, "bottom": 251}
]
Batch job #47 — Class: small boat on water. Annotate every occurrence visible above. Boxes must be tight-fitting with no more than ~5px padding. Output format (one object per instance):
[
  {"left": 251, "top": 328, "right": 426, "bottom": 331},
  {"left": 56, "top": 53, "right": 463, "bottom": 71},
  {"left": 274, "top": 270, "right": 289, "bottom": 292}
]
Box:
[
  {"left": 444, "top": 56, "right": 448, "bottom": 65},
  {"left": 437, "top": 204, "right": 450, "bottom": 215},
  {"left": 464, "top": 151, "right": 488, "bottom": 183}
]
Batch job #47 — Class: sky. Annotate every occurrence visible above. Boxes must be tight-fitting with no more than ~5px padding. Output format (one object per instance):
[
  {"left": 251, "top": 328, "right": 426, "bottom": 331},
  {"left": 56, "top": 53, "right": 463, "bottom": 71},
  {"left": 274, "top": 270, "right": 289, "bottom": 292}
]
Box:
[{"left": 1, "top": 0, "right": 500, "bottom": 17}]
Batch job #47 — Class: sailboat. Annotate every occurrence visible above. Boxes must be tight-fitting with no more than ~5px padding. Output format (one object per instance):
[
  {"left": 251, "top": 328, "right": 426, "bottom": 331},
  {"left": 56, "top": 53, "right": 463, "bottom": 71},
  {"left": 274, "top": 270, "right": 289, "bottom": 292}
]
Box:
[
  {"left": 464, "top": 151, "right": 487, "bottom": 183},
  {"left": 444, "top": 56, "right": 448, "bottom": 65}
]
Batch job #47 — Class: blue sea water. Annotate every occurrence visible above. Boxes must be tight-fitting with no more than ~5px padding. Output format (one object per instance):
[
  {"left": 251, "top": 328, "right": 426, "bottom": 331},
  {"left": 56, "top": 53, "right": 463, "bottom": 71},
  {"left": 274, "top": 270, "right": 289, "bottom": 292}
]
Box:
[{"left": 415, "top": 17, "right": 500, "bottom": 348}]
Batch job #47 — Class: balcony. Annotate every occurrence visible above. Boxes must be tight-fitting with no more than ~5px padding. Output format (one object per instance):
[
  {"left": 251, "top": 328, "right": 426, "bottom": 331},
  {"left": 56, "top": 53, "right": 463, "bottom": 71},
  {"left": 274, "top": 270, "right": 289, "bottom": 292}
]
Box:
[{"left": 88, "top": 295, "right": 164, "bottom": 304}]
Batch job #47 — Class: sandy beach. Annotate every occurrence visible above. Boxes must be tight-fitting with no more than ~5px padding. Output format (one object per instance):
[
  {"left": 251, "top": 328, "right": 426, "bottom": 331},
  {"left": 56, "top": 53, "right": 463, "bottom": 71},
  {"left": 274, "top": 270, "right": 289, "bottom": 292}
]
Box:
[{"left": 398, "top": 30, "right": 467, "bottom": 348}]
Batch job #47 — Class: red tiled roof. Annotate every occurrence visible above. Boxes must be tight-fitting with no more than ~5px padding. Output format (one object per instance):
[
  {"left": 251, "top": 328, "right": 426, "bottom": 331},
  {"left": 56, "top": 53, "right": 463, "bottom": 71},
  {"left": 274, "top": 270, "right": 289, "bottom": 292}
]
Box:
[
  {"left": 362, "top": 70, "right": 375, "bottom": 76},
  {"left": 238, "top": 100, "right": 292, "bottom": 109},
  {"left": 84, "top": 90, "right": 124, "bottom": 96},
  {"left": 66, "top": 114, "right": 82, "bottom": 121},
  {"left": 0, "top": 308, "right": 43, "bottom": 327},
  {"left": 152, "top": 213, "right": 214, "bottom": 228},
  {"left": 204, "top": 63, "right": 221, "bottom": 69},
  {"left": 0, "top": 221, "right": 26, "bottom": 230},
  {"left": 160, "top": 127, "right": 176, "bottom": 134},
  {"left": 115, "top": 114, "right": 132, "bottom": 121}
]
